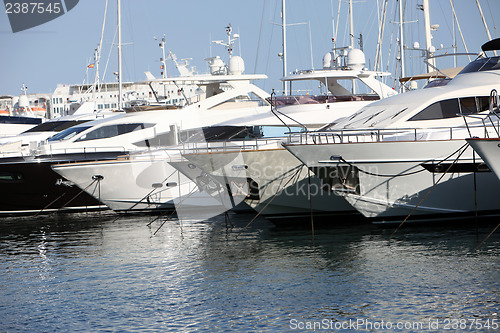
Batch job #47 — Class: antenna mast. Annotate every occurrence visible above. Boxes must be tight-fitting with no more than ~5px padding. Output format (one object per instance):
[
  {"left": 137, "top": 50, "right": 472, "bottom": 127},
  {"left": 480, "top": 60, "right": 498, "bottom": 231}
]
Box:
[
  {"left": 282, "top": 0, "right": 288, "bottom": 95},
  {"left": 117, "top": 0, "right": 123, "bottom": 110},
  {"left": 422, "top": 0, "right": 435, "bottom": 73},
  {"left": 349, "top": 0, "right": 354, "bottom": 49},
  {"left": 398, "top": 0, "right": 406, "bottom": 90},
  {"left": 212, "top": 24, "right": 240, "bottom": 58}
]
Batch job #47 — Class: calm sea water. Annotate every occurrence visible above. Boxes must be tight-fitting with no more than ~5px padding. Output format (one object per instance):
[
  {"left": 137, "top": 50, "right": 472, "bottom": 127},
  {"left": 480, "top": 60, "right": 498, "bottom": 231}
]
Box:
[{"left": 0, "top": 212, "right": 498, "bottom": 332}]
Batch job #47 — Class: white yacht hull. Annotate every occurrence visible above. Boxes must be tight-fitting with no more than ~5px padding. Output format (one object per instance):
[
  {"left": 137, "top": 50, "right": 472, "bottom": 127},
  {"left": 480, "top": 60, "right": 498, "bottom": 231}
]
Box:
[
  {"left": 467, "top": 138, "right": 500, "bottom": 181},
  {"left": 182, "top": 147, "right": 357, "bottom": 220},
  {"left": 52, "top": 147, "right": 249, "bottom": 219},
  {"left": 285, "top": 139, "right": 500, "bottom": 222},
  {"left": 53, "top": 159, "right": 213, "bottom": 211}
]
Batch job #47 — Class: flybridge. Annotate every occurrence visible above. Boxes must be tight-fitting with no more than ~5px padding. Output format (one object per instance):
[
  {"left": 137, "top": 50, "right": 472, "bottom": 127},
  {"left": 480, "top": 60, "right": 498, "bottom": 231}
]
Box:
[{"left": 138, "top": 74, "right": 268, "bottom": 86}]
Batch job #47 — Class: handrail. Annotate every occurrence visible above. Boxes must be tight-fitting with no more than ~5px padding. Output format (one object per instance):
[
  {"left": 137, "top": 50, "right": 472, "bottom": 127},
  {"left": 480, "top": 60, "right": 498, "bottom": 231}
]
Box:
[
  {"left": 461, "top": 89, "right": 500, "bottom": 138},
  {"left": 0, "top": 145, "right": 130, "bottom": 159},
  {"left": 289, "top": 122, "right": 500, "bottom": 145}
]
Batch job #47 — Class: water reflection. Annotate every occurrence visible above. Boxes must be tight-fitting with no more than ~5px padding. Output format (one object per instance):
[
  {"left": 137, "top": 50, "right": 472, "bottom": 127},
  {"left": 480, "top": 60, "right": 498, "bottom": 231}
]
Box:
[{"left": 0, "top": 212, "right": 498, "bottom": 331}]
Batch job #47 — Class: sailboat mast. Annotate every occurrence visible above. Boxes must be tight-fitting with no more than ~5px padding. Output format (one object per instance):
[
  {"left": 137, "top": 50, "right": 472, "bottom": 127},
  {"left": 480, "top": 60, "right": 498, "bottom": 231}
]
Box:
[
  {"left": 95, "top": 0, "right": 108, "bottom": 94},
  {"left": 475, "top": 0, "right": 497, "bottom": 56},
  {"left": 422, "top": 0, "right": 435, "bottom": 72},
  {"left": 282, "top": 0, "right": 288, "bottom": 95},
  {"left": 398, "top": 0, "right": 405, "bottom": 87},
  {"left": 349, "top": 0, "right": 356, "bottom": 94},
  {"left": 349, "top": 0, "right": 354, "bottom": 49},
  {"left": 92, "top": 0, "right": 108, "bottom": 111},
  {"left": 375, "top": 0, "right": 388, "bottom": 73},
  {"left": 117, "top": 0, "right": 123, "bottom": 110}
]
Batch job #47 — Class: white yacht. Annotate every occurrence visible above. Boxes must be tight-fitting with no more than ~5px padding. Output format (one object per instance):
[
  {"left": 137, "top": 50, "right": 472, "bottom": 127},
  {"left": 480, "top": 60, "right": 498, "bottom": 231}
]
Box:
[
  {"left": 50, "top": 45, "right": 396, "bottom": 219},
  {"left": 0, "top": 111, "right": 118, "bottom": 155},
  {"left": 283, "top": 39, "right": 500, "bottom": 224},
  {"left": 7, "top": 40, "right": 273, "bottom": 215},
  {"left": 0, "top": 90, "right": 46, "bottom": 137},
  {"left": 154, "top": 48, "right": 397, "bottom": 221}
]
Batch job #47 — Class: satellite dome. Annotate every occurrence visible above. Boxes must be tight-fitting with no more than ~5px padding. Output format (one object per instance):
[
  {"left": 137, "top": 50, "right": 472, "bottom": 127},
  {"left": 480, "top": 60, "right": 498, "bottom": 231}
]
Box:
[
  {"left": 228, "top": 56, "right": 245, "bottom": 75},
  {"left": 323, "top": 52, "right": 334, "bottom": 69},
  {"left": 208, "top": 56, "right": 225, "bottom": 75},
  {"left": 18, "top": 94, "right": 29, "bottom": 107},
  {"left": 346, "top": 49, "right": 365, "bottom": 71}
]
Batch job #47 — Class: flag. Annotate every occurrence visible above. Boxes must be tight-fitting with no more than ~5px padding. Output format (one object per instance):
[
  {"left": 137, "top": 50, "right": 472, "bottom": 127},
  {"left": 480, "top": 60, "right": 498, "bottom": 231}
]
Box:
[{"left": 87, "top": 63, "right": 95, "bottom": 68}]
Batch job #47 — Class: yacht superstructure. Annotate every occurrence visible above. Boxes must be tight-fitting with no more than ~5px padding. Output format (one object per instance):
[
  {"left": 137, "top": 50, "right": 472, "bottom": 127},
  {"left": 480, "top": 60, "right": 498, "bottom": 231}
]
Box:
[
  {"left": 284, "top": 39, "right": 500, "bottom": 223},
  {"left": 1, "top": 36, "right": 273, "bottom": 216},
  {"left": 108, "top": 47, "right": 397, "bottom": 219}
]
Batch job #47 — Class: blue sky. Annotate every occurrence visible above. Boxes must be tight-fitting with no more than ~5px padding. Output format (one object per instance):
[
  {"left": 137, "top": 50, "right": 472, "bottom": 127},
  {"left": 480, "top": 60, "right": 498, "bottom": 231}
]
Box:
[{"left": 1, "top": 0, "right": 499, "bottom": 97}]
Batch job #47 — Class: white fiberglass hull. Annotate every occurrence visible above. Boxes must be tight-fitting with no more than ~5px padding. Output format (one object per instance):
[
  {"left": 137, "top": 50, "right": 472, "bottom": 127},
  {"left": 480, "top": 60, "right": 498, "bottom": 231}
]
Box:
[
  {"left": 0, "top": 122, "right": 39, "bottom": 137},
  {"left": 467, "top": 138, "right": 500, "bottom": 181},
  {"left": 51, "top": 155, "right": 227, "bottom": 217},
  {"left": 285, "top": 139, "right": 500, "bottom": 222},
  {"left": 182, "top": 147, "right": 357, "bottom": 220}
]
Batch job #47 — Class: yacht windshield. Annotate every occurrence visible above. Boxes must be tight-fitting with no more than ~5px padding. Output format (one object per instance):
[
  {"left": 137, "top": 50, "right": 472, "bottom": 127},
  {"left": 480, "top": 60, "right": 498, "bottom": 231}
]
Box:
[
  {"left": 75, "top": 123, "right": 155, "bottom": 142},
  {"left": 458, "top": 56, "right": 500, "bottom": 74},
  {"left": 48, "top": 126, "right": 92, "bottom": 142},
  {"left": 180, "top": 126, "right": 259, "bottom": 143}
]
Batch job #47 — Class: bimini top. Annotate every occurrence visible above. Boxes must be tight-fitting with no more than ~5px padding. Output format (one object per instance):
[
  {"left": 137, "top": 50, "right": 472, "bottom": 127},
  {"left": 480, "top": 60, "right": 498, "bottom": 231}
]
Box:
[{"left": 482, "top": 38, "right": 500, "bottom": 52}]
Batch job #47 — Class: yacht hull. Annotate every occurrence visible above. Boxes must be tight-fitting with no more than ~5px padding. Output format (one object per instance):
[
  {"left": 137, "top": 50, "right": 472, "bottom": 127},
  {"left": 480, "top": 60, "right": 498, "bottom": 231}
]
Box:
[
  {"left": 285, "top": 140, "right": 500, "bottom": 223},
  {"left": 0, "top": 152, "right": 124, "bottom": 215},
  {"left": 467, "top": 138, "right": 500, "bottom": 181},
  {"left": 182, "top": 148, "right": 358, "bottom": 221},
  {"left": 52, "top": 156, "right": 230, "bottom": 217}
]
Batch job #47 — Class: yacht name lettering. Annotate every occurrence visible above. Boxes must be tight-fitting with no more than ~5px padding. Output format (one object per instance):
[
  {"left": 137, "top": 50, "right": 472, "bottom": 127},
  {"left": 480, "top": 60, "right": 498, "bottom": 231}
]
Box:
[{"left": 5, "top": 2, "right": 61, "bottom": 14}]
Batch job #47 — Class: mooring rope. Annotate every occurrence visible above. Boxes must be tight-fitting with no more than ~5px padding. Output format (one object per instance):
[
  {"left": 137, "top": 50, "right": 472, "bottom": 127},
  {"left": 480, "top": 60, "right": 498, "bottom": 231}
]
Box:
[
  {"left": 235, "top": 164, "right": 304, "bottom": 239},
  {"left": 34, "top": 193, "right": 67, "bottom": 217},
  {"left": 475, "top": 222, "right": 500, "bottom": 251},
  {"left": 308, "top": 167, "right": 315, "bottom": 245},
  {"left": 338, "top": 142, "right": 470, "bottom": 178},
  {"left": 110, "top": 168, "right": 179, "bottom": 224},
  {"left": 52, "top": 178, "right": 100, "bottom": 214},
  {"left": 151, "top": 184, "right": 200, "bottom": 235},
  {"left": 390, "top": 143, "right": 470, "bottom": 237}
]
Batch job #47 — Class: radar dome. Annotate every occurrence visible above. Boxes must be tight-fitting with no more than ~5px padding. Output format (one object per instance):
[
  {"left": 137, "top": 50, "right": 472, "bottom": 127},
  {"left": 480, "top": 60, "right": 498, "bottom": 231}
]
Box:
[
  {"left": 346, "top": 49, "right": 365, "bottom": 71},
  {"left": 323, "top": 52, "right": 334, "bottom": 69},
  {"left": 228, "top": 56, "right": 245, "bottom": 75},
  {"left": 18, "top": 94, "right": 29, "bottom": 108},
  {"left": 208, "top": 56, "right": 225, "bottom": 75}
]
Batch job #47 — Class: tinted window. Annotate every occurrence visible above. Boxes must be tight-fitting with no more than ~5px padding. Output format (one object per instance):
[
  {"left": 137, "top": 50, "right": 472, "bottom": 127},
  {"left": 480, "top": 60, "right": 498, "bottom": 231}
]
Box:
[
  {"left": 48, "top": 126, "right": 92, "bottom": 141},
  {"left": 458, "top": 56, "right": 500, "bottom": 74},
  {"left": 409, "top": 99, "right": 460, "bottom": 121},
  {"left": 179, "top": 126, "right": 263, "bottom": 143},
  {"left": 459, "top": 97, "right": 476, "bottom": 114},
  {"left": 460, "top": 96, "right": 490, "bottom": 114},
  {"left": 423, "top": 78, "right": 451, "bottom": 88},
  {"left": 0, "top": 172, "right": 23, "bottom": 182},
  {"left": 409, "top": 97, "right": 490, "bottom": 121},
  {"left": 476, "top": 96, "right": 490, "bottom": 112},
  {"left": 23, "top": 120, "right": 90, "bottom": 133},
  {"left": 75, "top": 123, "right": 154, "bottom": 142}
]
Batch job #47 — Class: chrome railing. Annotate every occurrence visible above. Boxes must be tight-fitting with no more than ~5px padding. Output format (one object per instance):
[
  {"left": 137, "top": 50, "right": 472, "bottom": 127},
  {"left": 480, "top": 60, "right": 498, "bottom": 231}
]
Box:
[
  {"left": 176, "top": 135, "right": 298, "bottom": 155},
  {"left": 291, "top": 122, "right": 500, "bottom": 146}
]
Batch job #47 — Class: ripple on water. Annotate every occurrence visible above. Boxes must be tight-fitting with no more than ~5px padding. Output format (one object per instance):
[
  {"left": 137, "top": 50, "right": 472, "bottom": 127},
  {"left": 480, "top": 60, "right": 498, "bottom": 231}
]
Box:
[{"left": 0, "top": 213, "right": 498, "bottom": 331}]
